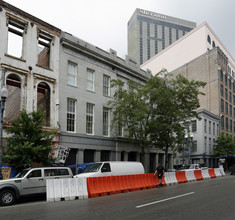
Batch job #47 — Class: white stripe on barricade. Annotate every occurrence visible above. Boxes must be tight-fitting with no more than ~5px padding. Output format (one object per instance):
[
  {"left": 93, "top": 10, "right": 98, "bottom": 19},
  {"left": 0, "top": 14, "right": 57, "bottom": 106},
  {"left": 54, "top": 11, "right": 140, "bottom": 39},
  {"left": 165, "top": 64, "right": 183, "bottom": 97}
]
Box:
[
  {"left": 61, "top": 178, "right": 70, "bottom": 200},
  {"left": 164, "top": 172, "right": 178, "bottom": 185},
  {"left": 46, "top": 179, "right": 55, "bottom": 202},
  {"left": 201, "top": 169, "right": 210, "bottom": 179},
  {"left": 185, "top": 170, "right": 196, "bottom": 182},
  {"left": 214, "top": 168, "right": 222, "bottom": 177},
  {"left": 76, "top": 176, "right": 88, "bottom": 199},
  {"left": 46, "top": 177, "right": 88, "bottom": 202},
  {"left": 54, "top": 178, "right": 62, "bottom": 202}
]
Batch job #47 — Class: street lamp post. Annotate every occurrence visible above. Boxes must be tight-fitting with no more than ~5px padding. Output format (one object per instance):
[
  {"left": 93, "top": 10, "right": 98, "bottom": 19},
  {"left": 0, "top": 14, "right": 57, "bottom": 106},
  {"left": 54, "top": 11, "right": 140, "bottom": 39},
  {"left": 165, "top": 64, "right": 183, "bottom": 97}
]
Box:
[
  {"left": 0, "top": 68, "right": 8, "bottom": 169},
  {"left": 185, "top": 133, "right": 193, "bottom": 164}
]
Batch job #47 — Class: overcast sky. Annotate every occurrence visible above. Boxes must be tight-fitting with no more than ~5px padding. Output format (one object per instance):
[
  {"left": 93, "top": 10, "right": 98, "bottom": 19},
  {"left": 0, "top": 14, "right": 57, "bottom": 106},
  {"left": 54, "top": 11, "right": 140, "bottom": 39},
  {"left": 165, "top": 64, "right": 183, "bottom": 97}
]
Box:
[{"left": 4, "top": 0, "right": 235, "bottom": 59}]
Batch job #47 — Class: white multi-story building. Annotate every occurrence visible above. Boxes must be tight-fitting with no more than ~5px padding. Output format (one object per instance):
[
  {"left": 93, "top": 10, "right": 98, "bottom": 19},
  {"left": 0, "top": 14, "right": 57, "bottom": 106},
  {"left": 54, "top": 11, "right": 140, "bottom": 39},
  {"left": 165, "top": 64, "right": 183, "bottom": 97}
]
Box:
[{"left": 177, "top": 110, "right": 220, "bottom": 168}]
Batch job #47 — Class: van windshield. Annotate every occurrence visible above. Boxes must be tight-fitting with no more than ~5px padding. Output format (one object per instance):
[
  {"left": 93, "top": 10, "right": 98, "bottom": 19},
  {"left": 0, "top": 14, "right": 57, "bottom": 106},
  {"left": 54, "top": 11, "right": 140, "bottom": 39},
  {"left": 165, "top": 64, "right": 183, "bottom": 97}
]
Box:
[{"left": 82, "top": 163, "right": 102, "bottom": 173}]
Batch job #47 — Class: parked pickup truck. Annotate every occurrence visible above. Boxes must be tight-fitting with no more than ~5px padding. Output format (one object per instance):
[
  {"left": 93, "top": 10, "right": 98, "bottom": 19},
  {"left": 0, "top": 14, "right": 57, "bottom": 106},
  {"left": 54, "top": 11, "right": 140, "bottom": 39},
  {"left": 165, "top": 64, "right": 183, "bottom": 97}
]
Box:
[
  {"left": 0, "top": 167, "right": 73, "bottom": 206},
  {"left": 180, "top": 164, "right": 208, "bottom": 171}
]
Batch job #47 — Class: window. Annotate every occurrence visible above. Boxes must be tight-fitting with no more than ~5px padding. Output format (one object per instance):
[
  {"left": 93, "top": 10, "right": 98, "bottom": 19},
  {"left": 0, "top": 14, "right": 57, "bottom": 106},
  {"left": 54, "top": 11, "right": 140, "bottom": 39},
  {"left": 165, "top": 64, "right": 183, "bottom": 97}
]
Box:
[
  {"left": 209, "top": 138, "right": 212, "bottom": 154},
  {"left": 226, "top": 117, "right": 228, "bottom": 130},
  {"left": 28, "top": 170, "right": 42, "bottom": 178},
  {"left": 226, "top": 102, "right": 228, "bottom": 114},
  {"left": 220, "top": 70, "right": 223, "bottom": 81},
  {"left": 225, "top": 88, "right": 228, "bottom": 100},
  {"left": 209, "top": 121, "right": 211, "bottom": 134},
  {"left": 207, "top": 35, "right": 211, "bottom": 44},
  {"left": 204, "top": 119, "right": 207, "bottom": 133},
  {"left": 221, "top": 115, "right": 224, "bottom": 129},
  {"left": 230, "top": 105, "right": 232, "bottom": 116},
  {"left": 204, "top": 137, "right": 207, "bottom": 153},
  {"left": 67, "top": 99, "right": 76, "bottom": 132},
  {"left": 191, "top": 120, "right": 197, "bottom": 132},
  {"left": 44, "top": 169, "right": 69, "bottom": 176},
  {"left": 213, "top": 123, "right": 215, "bottom": 135},
  {"left": 37, "top": 82, "right": 50, "bottom": 127},
  {"left": 103, "top": 107, "right": 110, "bottom": 136},
  {"left": 86, "top": 103, "right": 94, "bottom": 134},
  {"left": 229, "top": 79, "right": 232, "bottom": 89},
  {"left": 67, "top": 62, "right": 77, "bottom": 86},
  {"left": 225, "top": 75, "right": 228, "bottom": 86},
  {"left": 103, "top": 75, "right": 110, "bottom": 96},
  {"left": 233, "top": 95, "right": 235, "bottom": 105},
  {"left": 220, "top": 84, "right": 223, "bottom": 96},
  {"left": 221, "top": 99, "right": 224, "bottom": 112},
  {"left": 101, "top": 163, "right": 111, "bottom": 172},
  {"left": 229, "top": 92, "right": 232, "bottom": 102},
  {"left": 212, "top": 41, "right": 215, "bottom": 48},
  {"left": 230, "top": 119, "right": 232, "bottom": 132},
  {"left": 217, "top": 124, "right": 219, "bottom": 136},
  {"left": 37, "top": 32, "right": 52, "bottom": 69},
  {"left": 6, "top": 74, "right": 21, "bottom": 121},
  {"left": 7, "top": 18, "right": 26, "bottom": 58},
  {"left": 87, "top": 69, "right": 94, "bottom": 91},
  {"left": 118, "top": 125, "right": 123, "bottom": 137},
  {"left": 191, "top": 141, "right": 197, "bottom": 153}
]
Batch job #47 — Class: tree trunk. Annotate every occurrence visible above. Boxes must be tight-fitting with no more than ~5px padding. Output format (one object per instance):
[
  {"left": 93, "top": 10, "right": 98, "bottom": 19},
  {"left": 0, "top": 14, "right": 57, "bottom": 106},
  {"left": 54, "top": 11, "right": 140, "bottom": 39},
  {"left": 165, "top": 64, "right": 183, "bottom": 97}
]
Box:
[{"left": 164, "top": 146, "right": 169, "bottom": 170}]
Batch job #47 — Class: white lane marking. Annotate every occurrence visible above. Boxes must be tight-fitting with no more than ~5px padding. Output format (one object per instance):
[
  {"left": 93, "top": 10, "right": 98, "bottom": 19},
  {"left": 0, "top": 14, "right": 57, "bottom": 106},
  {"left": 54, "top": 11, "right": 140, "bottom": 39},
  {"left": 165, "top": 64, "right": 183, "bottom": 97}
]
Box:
[{"left": 136, "top": 192, "right": 195, "bottom": 208}]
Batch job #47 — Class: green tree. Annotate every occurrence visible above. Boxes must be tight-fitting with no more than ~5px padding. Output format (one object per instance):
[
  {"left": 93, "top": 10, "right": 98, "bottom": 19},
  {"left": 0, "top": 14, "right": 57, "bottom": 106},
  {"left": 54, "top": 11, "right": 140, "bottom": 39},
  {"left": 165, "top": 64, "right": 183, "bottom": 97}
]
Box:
[
  {"left": 214, "top": 132, "right": 235, "bottom": 169},
  {"left": 3, "top": 110, "right": 55, "bottom": 170},
  {"left": 109, "top": 70, "right": 206, "bottom": 169}
]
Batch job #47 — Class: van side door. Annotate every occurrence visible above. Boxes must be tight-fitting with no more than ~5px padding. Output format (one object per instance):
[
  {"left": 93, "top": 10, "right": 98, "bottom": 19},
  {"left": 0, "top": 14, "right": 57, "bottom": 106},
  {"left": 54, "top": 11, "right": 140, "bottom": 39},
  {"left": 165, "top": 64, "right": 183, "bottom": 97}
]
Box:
[{"left": 21, "top": 169, "right": 45, "bottom": 195}]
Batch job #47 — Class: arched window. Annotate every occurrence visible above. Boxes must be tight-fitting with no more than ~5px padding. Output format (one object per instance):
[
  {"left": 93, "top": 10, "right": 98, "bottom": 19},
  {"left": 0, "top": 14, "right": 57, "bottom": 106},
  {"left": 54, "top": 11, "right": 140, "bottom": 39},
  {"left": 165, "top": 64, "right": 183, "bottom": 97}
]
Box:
[
  {"left": 207, "top": 35, "right": 211, "bottom": 44},
  {"left": 37, "top": 82, "right": 50, "bottom": 126},
  {"left": 212, "top": 41, "right": 215, "bottom": 48},
  {"left": 5, "top": 74, "right": 21, "bottom": 121}
]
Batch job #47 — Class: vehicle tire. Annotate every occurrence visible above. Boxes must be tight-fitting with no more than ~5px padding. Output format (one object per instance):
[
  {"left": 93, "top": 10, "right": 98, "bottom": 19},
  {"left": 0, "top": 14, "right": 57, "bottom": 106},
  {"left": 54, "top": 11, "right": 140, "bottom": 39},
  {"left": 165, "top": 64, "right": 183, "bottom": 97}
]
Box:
[{"left": 0, "top": 189, "right": 16, "bottom": 206}]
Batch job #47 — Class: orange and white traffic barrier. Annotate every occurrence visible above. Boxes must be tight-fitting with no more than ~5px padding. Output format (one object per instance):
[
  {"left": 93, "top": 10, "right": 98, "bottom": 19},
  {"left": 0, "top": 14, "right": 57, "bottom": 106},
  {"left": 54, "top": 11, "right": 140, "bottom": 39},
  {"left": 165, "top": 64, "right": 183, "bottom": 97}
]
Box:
[{"left": 185, "top": 170, "right": 196, "bottom": 182}]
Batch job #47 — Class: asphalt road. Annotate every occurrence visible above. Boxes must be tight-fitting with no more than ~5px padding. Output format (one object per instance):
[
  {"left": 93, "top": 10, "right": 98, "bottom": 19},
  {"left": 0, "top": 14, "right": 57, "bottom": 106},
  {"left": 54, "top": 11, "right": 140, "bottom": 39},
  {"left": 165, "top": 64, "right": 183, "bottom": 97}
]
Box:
[{"left": 1, "top": 175, "right": 235, "bottom": 220}]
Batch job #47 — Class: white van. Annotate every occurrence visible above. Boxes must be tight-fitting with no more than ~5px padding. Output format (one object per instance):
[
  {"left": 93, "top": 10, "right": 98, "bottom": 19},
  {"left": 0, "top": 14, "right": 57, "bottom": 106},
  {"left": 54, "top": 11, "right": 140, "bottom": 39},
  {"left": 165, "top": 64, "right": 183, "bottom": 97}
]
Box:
[{"left": 74, "top": 161, "right": 144, "bottom": 178}]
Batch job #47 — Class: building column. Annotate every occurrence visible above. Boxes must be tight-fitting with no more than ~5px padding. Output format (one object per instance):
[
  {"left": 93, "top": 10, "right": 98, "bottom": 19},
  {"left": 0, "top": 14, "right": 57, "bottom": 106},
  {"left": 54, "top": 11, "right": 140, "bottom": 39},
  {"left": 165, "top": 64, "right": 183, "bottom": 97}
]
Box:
[
  {"left": 144, "top": 152, "right": 150, "bottom": 173},
  {"left": 124, "top": 152, "right": 128, "bottom": 161},
  {"left": 168, "top": 154, "right": 173, "bottom": 169},
  {"left": 75, "top": 149, "right": 84, "bottom": 174},
  {"left": 115, "top": 151, "right": 121, "bottom": 161},
  {"left": 94, "top": 150, "right": 101, "bottom": 162},
  {"left": 109, "top": 151, "right": 116, "bottom": 161},
  {"left": 155, "top": 153, "right": 159, "bottom": 166},
  {"left": 136, "top": 153, "right": 141, "bottom": 162},
  {"left": 162, "top": 154, "right": 165, "bottom": 168}
]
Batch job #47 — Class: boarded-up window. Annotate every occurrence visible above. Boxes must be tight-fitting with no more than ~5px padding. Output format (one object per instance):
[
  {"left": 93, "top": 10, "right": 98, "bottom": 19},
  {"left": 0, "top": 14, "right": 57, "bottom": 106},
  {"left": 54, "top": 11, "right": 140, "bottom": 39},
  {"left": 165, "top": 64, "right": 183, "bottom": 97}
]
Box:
[
  {"left": 5, "top": 74, "right": 21, "bottom": 121},
  {"left": 37, "top": 82, "right": 50, "bottom": 126}
]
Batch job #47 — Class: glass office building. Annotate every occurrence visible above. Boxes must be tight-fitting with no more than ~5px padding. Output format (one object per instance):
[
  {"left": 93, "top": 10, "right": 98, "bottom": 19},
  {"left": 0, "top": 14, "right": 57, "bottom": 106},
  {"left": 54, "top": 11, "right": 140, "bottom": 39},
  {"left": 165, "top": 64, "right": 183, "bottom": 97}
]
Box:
[{"left": 128, "top": 9, "right": 196, "bottom": 65}]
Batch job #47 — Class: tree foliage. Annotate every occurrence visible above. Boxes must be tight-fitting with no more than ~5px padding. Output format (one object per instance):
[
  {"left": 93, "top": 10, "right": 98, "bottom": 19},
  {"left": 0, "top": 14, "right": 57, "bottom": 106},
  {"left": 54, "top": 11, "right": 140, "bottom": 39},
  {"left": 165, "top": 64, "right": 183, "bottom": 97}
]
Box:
[
  {"left": 109, "top": 70, "right": 206, "bottom": 168},
  {"left": 214, "top": 132, "right": 235, "bottom": 157},
  {"left": 3, "top": 110, "right": 55, "bottom": 170}
]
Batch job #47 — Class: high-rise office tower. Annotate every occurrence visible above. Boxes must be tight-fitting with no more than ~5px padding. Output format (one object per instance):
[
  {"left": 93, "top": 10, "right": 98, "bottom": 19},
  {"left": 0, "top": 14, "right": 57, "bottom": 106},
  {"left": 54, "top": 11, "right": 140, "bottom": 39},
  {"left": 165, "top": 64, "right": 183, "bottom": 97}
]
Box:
[{"left": 128, "top": 8, "right": 196, "bottom": 65}]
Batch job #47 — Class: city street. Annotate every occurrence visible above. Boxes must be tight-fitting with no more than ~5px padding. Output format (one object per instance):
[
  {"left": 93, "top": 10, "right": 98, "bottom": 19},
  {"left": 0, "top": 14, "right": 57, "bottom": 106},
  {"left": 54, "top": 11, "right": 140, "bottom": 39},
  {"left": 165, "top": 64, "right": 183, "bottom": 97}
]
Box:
[{"left": 0, "top": 175, "right": 235, "bottom": 220}]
